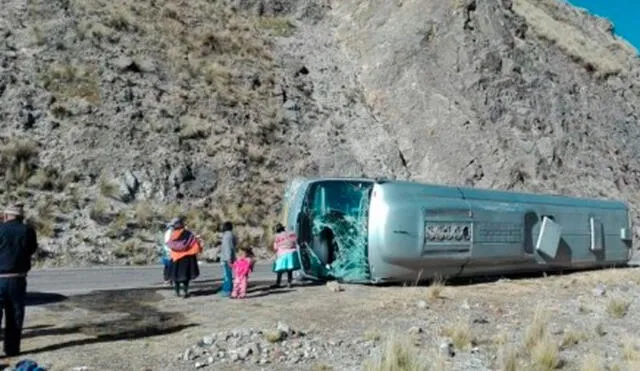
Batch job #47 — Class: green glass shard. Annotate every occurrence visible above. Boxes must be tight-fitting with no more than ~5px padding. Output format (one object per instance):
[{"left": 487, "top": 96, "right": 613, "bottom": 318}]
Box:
[{"left": 310, "top": 184, "right": 371, "bottom": 282}]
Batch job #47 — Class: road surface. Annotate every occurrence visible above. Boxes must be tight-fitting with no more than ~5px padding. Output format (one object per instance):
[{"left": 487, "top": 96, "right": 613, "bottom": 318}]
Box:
[
  {"left": 27, "top": 263, "right": 280, "bottom": 295},
  {"left": 25, "top": 250, "right": 640, "bottom": 296}
]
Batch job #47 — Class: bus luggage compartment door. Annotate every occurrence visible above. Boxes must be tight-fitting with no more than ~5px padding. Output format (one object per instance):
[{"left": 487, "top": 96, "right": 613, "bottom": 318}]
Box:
[{"left": 422, "top": 204, "right": 473, "bottom": 261}]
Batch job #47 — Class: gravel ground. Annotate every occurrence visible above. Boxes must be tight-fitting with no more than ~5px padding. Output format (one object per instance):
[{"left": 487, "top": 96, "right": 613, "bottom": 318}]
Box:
[{"left": 8, "top": 267, "right": 640, "bottom": 370}]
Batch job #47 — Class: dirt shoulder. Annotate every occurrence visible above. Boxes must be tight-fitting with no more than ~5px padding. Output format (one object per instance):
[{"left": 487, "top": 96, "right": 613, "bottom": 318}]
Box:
[{"left": 12, "top": 267, "right": 640, "bottom": 371}]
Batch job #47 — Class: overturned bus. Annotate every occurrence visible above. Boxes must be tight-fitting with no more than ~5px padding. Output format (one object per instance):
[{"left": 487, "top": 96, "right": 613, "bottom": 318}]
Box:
[{"left": 280, "top": 177, "right": 634, "bottom": 284}]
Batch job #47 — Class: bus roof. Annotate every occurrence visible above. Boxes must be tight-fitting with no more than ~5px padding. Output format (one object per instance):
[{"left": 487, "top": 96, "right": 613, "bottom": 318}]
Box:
[{"left": 288, "top": 177, "right": 628, "bottom": 210}]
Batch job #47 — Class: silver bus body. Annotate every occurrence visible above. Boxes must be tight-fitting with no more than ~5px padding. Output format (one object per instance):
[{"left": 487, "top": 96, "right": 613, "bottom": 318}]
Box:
[{"left": 281, "top": 177, "right": 633, "bottom": 284}]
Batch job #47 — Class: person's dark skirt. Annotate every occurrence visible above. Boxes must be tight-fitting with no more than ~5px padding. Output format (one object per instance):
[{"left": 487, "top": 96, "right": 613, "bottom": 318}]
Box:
[{"left": 170, "top": 255, "right": 200, "bottom": 283}]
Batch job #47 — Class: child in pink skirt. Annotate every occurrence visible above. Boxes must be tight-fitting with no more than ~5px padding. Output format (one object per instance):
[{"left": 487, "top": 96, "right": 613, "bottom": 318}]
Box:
[{"left": 231, "top": 248, "right": 254, "bottom": 299}]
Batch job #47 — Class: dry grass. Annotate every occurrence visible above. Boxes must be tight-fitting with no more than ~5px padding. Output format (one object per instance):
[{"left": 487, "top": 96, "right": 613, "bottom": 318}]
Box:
[
  {"left": 529, "top": 334, "right": 561, "bottom": 370},
  {"left": 113, "top": 239, "right": 148, "bottom": 263},
  {"left": 559, "top": 329, "right": 588, "bottom": 349},
  {"left": 493, "top": 331, "right": 509, "bottom": 347},
  {"left": 134, "top": 202, "right": 154, "bottom": 227},
  {"left": 40, "top": 62, "right": 101, "bottom": 104},
  {"left": 606, "top": 297, "right": 631, "bottom": 319},
  {"left": 524, "top": 307, "right": 550, "bottom": 348},
  {"left": 99, "top": 176, "right": 120, "bottom": 199},
  {"left": 427, "top": 275, "right": 446, "bottom": 301},
  {"left": 40, "top": 0, "right": 289, "bottom": 241},
  {"left": 107, "top": 211, "right": 129, "bottom": 238},
  {"left": 512, "top": 0, "right": 633, "bottom": 76},
  {"left": 364, "top": 329, "right": 382, "bottom": 342},
  {"left": 256, "top": 16, "right": 296, "bottom": 37},
  {"left": 579, "top": 354, "right": 605, "bottom": 371},
  {"left": 520, "top": 308, "right": 562, "bottom": 370},
  {"left": 162, "top": 203, "right": 184, "bottom": 221},
  {"left": 441, "top": 320, "right": 476, "bottom": 350},
  {"left": 263, "top": 330, "right": 285, "bottom": 343},
  {"left": 0, "top": 138, "right": 39, "bottom": 186},
  {"left": 89, "top": 197, "right": 111, "bottom": 223},
  {"left": 185, "top": 208, "right": 221, "bottom": 247},
  {"left": 27, "top": 168, "right": 55, "bottom": 191},
  {"left": 178, "top": 116, "right": 211, "bottom": 140},
  {"left": 30, "top": 198, "right": 57, "bottom": 238},
  {"left": 363, "top": 334, "right": 431, "bottom": 371},
  {"left": 622, "top": 338, "right": 640, "bottom": 362}
]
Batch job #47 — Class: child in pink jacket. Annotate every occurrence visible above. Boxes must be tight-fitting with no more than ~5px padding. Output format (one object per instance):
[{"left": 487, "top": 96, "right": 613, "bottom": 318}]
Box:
[{"left": 231, "top": 248, "right": 254, "bottom": 299}]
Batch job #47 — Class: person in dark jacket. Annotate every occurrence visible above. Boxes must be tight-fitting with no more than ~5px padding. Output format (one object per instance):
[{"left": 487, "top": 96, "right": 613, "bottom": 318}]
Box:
[
  {"left": 0, "top": 204, "right": 38, "bottom": 356},
  {"left": 219, "top": 221, "right": 237, "bottom": 297}
]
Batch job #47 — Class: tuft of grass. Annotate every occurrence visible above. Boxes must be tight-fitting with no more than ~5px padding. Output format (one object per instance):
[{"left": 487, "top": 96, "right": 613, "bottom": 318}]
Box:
[
  {"left": 530, "top": 335, "right": 561, "bottom": 371},
  {"left": 256, "top": 16, "right": 296, "bottom": 37},
  {"left": 579, "top": 354, "right": 605, "bottom": 371},
  {"left": 107, "top": 212, "right": 129, "bottom": 238},
  {"left": 27, "top": 168, "right": 55, "bottom": 190},
  {"left": 559, "top": 329, "right": 588, "bottom": 349},
  {"left": 162, "top": 203, "right": 183, "bottom": 221},
  {"left": 427, "top": 275, "right": 445, "bottom": 301},
  {"left": 364, "top": 329, "right": 382, "bottom": 342},
  {"left": 524, "top": 307, "right": 549, "bottom": 348},
  {"left": 606, "top": 297, "right": 631, "bottom": 319},
  {"left": 135, "top": 202, "right": 154, "bottom": 227},
  {"left": 31, "top": 199, "right": 57, "bottom": 238},
  {"left": 113, "top": 239, "right": 146, "bottom": 259},
  {"left": 178, "top": 116, "right": 211, "bottom": 140},
  {"left": 263, "top": 330, "right": 285, "bottom": 343},
  {"left": 622, "top": 338, "right": 640, "bottom": 362},
  {"left": 441, "top": 320, "right": 475, "bottom": 350},
  {"left": 363, "top": 334, "right": 430, "bottom": 371},
  {"left": 99, "top": 176, "right": 120, "bottom": 199},
  {"left": 493, "top": 331, "right": 509, "bottom": 347},
  {"left": 89, "top": 197, "right": 112, "bottom": 224},
  {"left": 0, "top": 138, "right": 39, "bottom": 186},
  {"left": 40, "top": 62, "right": 101, "bottom": 104}
]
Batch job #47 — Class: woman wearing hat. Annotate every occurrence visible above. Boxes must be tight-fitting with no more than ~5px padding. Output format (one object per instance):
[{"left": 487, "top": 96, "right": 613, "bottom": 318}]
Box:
[{"left": 166, "top": 217, "right": 203, "bottom": 298}]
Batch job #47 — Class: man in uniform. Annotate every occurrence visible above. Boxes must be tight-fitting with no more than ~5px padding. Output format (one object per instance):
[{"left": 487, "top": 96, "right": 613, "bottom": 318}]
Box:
[{"left": 0, "top": 204, "right": 38, "bottom": 356}]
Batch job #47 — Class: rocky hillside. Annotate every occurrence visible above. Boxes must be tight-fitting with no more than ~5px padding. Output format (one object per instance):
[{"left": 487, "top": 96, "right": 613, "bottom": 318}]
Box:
[{"left": 1, "top": 0, "right": 639, "bottom": 266}]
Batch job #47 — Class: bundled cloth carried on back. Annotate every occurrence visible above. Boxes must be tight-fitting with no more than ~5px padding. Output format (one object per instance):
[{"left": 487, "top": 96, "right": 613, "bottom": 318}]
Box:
[{"left": 166, "top": 229, "right": 197, "bottom": 252}]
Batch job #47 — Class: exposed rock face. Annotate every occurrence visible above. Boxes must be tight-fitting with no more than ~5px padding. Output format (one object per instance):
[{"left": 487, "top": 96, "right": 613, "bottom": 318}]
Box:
[{"left": 0, "top": 0, "right": 638, "bottom": 265}]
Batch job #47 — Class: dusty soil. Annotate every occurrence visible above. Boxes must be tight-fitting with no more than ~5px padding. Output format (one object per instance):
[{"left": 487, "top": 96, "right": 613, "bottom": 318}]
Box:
[{"left": 10, "top": 266, "right": 640, "bottom": 370}]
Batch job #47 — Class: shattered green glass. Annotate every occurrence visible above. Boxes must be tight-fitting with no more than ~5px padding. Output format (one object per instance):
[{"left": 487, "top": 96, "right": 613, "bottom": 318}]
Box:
[{"left": 310, "top": 183, "right": 371, "bottom": 282}]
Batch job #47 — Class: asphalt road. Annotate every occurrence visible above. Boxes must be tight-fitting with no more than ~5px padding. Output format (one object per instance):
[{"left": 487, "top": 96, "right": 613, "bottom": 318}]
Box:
[
  {"left": 24, "top": 251, "right": 640, "bottom": 296},
  {"left": 27, "top": 263, "right": 280, "bottom": 295}
]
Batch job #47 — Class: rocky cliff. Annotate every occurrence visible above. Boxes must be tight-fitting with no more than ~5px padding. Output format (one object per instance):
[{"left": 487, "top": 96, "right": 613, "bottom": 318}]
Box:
[{"left": 1, "top": 0, "right": 638, "bottom": 266}]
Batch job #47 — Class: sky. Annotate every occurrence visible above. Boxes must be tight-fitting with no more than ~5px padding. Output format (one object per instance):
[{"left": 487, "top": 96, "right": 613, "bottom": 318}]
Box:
[{"left": 567, "top": 0, "right": 640, "bottom": 52}]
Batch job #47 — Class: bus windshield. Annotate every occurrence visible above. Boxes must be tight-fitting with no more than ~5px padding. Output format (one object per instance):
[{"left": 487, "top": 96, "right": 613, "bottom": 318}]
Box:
[{"left": 300, "top": 180, "right": 373, "bottom": 282}]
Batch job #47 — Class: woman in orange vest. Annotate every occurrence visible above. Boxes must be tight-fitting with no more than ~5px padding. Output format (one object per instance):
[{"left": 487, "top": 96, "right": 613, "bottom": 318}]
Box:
[{"left": 166, "top": 217, "right": 203, "bottom": 298}]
